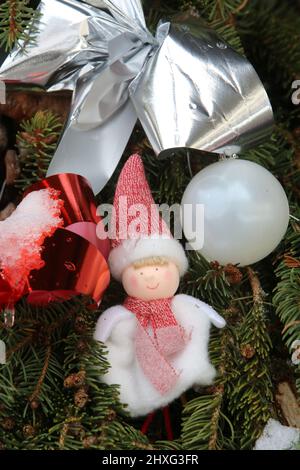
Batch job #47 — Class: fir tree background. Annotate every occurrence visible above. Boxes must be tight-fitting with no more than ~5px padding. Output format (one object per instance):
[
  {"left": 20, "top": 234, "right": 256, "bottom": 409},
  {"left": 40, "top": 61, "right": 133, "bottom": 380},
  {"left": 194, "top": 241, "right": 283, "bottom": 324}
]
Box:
[{"left": 0, "top": 0, "right": 300, "bottom": 450}]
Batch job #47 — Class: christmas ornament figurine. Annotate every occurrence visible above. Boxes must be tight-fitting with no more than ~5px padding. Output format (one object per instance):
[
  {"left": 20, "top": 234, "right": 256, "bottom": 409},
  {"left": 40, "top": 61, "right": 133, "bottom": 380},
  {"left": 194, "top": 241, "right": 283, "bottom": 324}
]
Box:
[{"left": 94, "top": 155, "right": 225, "bottom": 417}]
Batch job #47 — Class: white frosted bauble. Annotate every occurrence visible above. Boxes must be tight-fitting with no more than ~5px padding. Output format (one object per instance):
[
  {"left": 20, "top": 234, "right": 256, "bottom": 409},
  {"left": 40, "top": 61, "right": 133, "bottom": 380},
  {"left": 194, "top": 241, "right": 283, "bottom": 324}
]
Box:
[{"left": 181, "top": 159, "right": 289, "bottom": 266}]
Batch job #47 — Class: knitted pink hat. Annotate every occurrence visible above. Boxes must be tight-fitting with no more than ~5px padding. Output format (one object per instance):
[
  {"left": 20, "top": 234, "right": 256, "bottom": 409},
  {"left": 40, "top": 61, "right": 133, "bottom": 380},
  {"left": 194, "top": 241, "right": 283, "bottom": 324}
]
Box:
[{"left": 108, "top": 154, "right": 188, "bottom": 281}]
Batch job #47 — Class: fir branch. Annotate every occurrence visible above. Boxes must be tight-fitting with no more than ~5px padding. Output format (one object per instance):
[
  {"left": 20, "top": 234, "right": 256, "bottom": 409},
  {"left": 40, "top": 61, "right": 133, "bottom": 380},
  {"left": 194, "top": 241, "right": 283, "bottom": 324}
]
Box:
[
  {"left": 16, "top": 110, "right": 63, "bottom": 190},
  {"left": 6, "top": 331, "right": 34, "bottom": 360},
  {"left": 282, "top": 320, "right": 300, "bottom": 335},
  {"left": 28, "top": 345, "right": 51, "bottom": 404},
  {"left": 0, "top": 0, "right": 40, "bottom": 52},
  {"left": 273, "top": 215, "right": 300, "bottom": 394},
  {"left": 226, "top": 268, "right": 273, "bottom": 448},
  {"left": 273, "top": 218, "right": 300, "bottom": 349},
  {"left": 236, "top": 0, "right": 300, "bottom": 90},
  {"left": 247, "top": 267, "right": 263, "bottom": 303},
  {"left": 201, "top": 0, "right": 249, "bottom": 21},
  {"left": 181, "top": 323, "right": 235, "bottom": 449},
  {"left": 234, "top": 0, "right": 249, "bottom": 14},
  {"left": 131, "top": 441, "right": 155, "bottom": 450},
  {"left": 208, "top": 333, "right": 227, "bottom": 450},
  {"left": 58, "top": 416, "right": 82, "bottom": 450}
]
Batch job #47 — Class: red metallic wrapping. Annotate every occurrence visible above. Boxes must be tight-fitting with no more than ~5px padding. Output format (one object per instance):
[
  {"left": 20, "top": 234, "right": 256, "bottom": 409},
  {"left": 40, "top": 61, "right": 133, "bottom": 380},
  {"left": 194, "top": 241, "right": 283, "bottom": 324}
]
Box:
[{"left": 1, "top": 173, "right": 110, "bottom": 308}]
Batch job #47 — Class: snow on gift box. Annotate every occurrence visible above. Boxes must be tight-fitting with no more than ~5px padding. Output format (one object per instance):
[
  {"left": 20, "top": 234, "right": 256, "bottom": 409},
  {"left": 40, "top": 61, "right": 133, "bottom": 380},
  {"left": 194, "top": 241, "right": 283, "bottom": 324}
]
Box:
[{"left": 0, "top": 173, "right": 110, "bottom": 326}]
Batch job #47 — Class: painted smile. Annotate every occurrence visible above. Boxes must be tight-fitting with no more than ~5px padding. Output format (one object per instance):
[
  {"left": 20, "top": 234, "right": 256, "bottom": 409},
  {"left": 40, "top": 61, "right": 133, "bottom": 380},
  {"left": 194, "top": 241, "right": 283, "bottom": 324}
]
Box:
[{"left": 147, "top": 283, "right": 159, "bottom": 290}]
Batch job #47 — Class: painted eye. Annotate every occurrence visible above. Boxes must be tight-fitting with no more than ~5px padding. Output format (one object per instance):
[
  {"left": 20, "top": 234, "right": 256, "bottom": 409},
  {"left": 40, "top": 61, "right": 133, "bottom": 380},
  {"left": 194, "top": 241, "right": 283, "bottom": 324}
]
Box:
[
  {"left": 140, "top": 272, "right": 143, "bottom": 275},
  {"left": 155, "top": 268, "right": 159, "bottom": 271}
]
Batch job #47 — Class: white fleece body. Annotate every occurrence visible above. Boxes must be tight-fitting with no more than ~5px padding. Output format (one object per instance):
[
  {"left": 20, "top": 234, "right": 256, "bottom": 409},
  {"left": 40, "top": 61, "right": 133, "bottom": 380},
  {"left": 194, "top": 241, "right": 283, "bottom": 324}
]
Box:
[{"left": 94, "top": 294, "right": 222, "bottom": 417}]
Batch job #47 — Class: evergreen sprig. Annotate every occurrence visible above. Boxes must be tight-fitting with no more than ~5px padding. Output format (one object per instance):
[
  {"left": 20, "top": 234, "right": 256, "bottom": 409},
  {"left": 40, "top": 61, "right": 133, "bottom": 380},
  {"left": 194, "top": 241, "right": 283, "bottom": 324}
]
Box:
[
  {"left": 16, "top": 110, "right": 62, "bottom": 190},
  {"left": 0, "top": 0, "right": 40, "bottom": 52},
  {"left": 273, "top": 216, "right": 300, "bottom": 394}
]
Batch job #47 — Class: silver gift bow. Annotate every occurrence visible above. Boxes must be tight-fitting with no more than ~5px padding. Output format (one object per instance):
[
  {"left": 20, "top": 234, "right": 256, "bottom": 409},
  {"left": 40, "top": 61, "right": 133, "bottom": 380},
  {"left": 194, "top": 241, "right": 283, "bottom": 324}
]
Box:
[{"left": 0, "top": 0, "right": 274, "bottom": 193}]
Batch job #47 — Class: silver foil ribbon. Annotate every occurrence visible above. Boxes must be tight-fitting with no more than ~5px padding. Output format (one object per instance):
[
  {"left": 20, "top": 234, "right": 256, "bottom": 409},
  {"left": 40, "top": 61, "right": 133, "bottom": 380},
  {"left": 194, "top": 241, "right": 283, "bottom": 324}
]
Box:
[{"left": 0, "top": 0, "right": 274, "bottom": 193}]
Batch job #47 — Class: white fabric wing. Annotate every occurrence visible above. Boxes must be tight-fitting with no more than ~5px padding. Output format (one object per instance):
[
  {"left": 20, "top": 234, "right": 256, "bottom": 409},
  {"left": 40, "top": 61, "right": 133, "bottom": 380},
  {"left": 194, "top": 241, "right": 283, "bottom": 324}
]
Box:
[
  {"left": 94, "top": 305, "right": 134, "bottom": 343},
  {"left": 174, "top": 294, "right": 226, "bottom": 329}
]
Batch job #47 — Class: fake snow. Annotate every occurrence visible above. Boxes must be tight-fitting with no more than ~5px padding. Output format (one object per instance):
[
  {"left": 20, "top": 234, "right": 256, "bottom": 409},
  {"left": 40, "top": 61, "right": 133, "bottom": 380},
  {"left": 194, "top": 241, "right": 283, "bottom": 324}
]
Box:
[
  {"left": 254, "top": 418, "right": 300, "bottom": 450},
  {"left": 0, "top": 189, "right": 63, "bottom": 296}
]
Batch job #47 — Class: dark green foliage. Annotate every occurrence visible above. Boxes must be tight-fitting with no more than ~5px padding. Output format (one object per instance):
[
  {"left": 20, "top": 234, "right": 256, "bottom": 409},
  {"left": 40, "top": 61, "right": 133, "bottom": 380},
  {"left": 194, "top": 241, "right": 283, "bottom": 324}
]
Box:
[
  {"left": 0, "top": 0, "right": 299, "bottom": 450},
  {"left": 273, "top": 215, "right": 300, "bottom": 394},
  {"left": 15, "top": 110, "right": 63, "bottom": 191}
]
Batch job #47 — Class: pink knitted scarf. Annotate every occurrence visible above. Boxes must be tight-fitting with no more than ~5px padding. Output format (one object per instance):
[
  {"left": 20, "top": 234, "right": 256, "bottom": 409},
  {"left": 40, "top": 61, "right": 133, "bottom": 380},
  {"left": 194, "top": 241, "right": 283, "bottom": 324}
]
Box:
[{"left": 124, "top": 296, "right": 188, "bottom": 395}]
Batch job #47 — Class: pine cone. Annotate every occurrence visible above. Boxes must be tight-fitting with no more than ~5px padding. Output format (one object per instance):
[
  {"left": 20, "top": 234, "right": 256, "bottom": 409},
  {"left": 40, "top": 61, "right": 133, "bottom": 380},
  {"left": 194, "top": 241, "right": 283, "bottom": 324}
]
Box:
[
  {"left": 23, "top": 424, "right": 36, "bottom": 438},
  {"left": 1, "top": 417, "right": 15, "bottom": 431},
  {"left": 224, "top": 264, "right": 243, "bottom": 285},
  {"left": 106, "top": 409, "right": 117, "bottom": 421},
  {"left": 68, "top": 422, "right": 85, "bottom": 438},
  {"left": 210, "top": 260, "right": 220, "bottom": 270},
  {"left": 74, "top": 386, "right": 89, "bottom": 408},
  {"left": 30, "top": 400, "right": 40, "bottom": 410},
  {"left": 82, "top": 436, "right": 98, "bottom": 449},
  {"left": 76, "top": 340, "right": 88, "bottom": 353},
  {"left": 74, "top": 316, "right": 88, "bottom": 334},
  {"left": 240, "top": 344, "right": 256, "bottom": 359},
  {"left": 64, "top": 371, "right": 86, "bottom": 389}
]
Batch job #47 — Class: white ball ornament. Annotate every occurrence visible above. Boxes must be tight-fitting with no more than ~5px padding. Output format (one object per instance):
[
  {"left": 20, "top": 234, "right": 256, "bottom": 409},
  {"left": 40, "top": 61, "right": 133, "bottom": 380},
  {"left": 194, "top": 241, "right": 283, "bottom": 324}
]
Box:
[{"left": 181, "top": 159, "right": 289, "bottom": 266}]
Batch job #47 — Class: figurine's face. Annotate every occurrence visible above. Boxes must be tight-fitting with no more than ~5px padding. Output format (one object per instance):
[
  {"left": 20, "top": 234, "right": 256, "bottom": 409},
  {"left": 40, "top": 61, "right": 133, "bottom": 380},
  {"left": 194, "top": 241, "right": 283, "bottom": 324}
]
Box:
[{"left": 122, "top": 261, "right": 180, "bottom": 301}]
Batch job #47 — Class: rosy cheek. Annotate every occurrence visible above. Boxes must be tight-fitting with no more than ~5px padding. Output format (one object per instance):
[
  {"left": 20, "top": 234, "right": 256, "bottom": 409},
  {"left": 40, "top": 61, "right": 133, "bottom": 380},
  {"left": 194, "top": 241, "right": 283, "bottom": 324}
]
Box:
[
  {"left": 164, "top": 270, "right": 173, "bottom": 281},
  {"left": 130, "top": 275, "right": 139, "bottom": 288}
]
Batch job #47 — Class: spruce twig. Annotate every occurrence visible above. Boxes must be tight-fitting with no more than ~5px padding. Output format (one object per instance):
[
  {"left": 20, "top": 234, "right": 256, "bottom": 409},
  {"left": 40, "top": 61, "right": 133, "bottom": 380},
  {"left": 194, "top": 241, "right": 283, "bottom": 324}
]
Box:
[
  {"left": 208, "top": 333, "right": 227, "bottom": 450},
  {"left": 28, "top": 345, "right": 51, "bottom": 404},
  {"left": 0, "top": 0, "right": 40, "bottom": 51},
  {"left": 16, "top": 110, "right": 63, "bottom": 190}
]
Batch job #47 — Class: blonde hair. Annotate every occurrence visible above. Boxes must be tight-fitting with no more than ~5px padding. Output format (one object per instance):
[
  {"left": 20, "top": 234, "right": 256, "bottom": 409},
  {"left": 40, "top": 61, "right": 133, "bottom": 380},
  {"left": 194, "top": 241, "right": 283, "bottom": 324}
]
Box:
[{"left": 132, "top": 256, "right": 169, "bottom": 269}]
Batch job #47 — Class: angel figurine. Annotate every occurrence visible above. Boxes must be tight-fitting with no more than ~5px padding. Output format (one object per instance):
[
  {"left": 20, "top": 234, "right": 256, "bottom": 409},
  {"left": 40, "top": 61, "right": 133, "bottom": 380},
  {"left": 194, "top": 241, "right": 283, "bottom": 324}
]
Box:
[{"left": 94, "top": 154, "right": 225, "bottom": 417}]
